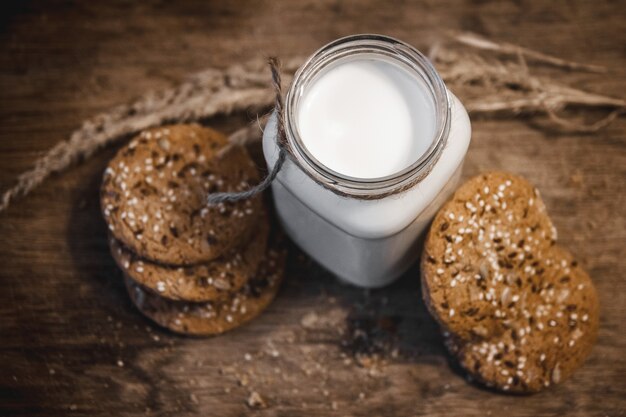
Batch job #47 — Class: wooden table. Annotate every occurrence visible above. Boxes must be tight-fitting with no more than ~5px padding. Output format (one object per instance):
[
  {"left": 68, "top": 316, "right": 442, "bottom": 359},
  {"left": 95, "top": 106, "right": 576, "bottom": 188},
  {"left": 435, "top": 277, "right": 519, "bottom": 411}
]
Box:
[{"left": 1, "top": 1, "right": 625, "bottom": 415}]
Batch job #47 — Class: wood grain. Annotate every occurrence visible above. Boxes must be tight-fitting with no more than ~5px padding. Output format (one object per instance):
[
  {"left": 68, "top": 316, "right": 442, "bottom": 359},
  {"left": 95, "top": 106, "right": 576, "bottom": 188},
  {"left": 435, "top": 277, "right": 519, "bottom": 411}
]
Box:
[{"left": 0, "top": 1, "right": 625, "bottom": 416}]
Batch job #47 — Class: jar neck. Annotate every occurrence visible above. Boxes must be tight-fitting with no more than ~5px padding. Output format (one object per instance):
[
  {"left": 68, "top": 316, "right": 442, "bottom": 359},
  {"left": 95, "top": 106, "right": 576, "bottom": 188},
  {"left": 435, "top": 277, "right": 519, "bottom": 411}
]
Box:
[{"left": 284, "top": 34, "right": 451, "bottom": 198}]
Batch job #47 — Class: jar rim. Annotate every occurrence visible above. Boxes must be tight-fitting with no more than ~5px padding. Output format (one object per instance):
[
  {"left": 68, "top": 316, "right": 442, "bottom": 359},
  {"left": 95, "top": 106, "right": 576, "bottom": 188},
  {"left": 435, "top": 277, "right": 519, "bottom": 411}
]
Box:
[{"left": 284, "top": 34, "right": 451, "bottom": 197}]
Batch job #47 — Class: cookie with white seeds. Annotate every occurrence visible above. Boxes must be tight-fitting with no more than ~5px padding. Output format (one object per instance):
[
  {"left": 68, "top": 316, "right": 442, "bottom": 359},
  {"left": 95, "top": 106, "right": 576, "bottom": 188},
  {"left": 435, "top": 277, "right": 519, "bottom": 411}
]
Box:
[
  {"left": 445, "top": 247, "right": 598, "bottom": 393},
  {"left": 109, "top": 214, "right": 269, "bottom": 302},
  {"left": 101, "top": 124, "right": 262, "bottom": 265},
  {"left": 125, "top": 245, "right": 286, "bottom": 336},
  {"left": 421, "top": 172, "right": 599, "bottom": 393},
  {"left": 421, "top": 172, "right": 557, "bottom": 341}
]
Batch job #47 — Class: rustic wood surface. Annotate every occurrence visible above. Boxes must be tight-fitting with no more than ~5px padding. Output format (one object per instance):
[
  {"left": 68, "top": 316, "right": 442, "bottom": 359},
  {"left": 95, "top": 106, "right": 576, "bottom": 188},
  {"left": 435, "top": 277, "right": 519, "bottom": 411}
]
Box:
[{"left": 1, "top": 1, "right": 625, "bottom": 416}]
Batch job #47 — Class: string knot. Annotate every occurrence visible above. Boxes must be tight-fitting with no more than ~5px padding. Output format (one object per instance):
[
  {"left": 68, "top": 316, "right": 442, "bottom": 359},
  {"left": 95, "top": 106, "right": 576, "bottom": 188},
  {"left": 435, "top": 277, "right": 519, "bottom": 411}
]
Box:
[{"left": 207, "top": 57, "right": 287, "bottom": 206}]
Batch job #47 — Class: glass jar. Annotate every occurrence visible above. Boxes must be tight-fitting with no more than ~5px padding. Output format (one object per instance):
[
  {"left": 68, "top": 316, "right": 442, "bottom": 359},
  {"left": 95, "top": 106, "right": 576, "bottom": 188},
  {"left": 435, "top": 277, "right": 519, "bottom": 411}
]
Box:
[{"left": 263, "top": 34, "right": 471, "bottom": 288}]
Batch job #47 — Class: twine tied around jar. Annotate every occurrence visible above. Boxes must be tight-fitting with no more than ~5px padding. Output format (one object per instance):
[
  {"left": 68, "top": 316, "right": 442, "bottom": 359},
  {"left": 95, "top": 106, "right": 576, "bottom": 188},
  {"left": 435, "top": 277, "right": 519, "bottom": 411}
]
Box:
[
  {"left": 207, "top": 57, "right": 446, "bottom": 205},
  {"left": 206, "top": 57, "right": 288, "bottom": 206}
]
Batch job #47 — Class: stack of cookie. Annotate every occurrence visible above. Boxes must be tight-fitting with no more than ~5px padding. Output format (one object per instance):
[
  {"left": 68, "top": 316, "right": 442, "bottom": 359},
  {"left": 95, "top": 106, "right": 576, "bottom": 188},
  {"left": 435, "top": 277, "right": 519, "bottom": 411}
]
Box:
[
  {"left": 101, "top": 124, "right": 285, "bottom": 336},
  {"left": 421, "top": 172, "right": 599, "bottom": 393}
]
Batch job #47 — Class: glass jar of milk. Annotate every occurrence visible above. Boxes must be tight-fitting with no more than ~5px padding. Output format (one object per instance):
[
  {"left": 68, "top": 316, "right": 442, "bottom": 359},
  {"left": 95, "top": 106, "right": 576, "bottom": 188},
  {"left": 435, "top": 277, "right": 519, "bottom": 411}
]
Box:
[{"left": 263, "top": 34, "right": 471, "bottom": 288}]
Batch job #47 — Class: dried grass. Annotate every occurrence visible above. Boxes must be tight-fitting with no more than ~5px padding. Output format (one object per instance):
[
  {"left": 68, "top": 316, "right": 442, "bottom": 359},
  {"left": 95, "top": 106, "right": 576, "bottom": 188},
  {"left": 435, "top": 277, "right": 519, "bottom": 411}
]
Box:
[{"left": 1, "top": 33, "right": 624, "bottom": 212}]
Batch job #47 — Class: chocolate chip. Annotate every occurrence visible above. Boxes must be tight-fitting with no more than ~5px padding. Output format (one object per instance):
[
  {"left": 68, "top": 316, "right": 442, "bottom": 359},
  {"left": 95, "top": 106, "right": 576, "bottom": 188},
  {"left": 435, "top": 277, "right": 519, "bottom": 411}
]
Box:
[{"left": 465, "top": 307, "right": 479, "bottom": 316}]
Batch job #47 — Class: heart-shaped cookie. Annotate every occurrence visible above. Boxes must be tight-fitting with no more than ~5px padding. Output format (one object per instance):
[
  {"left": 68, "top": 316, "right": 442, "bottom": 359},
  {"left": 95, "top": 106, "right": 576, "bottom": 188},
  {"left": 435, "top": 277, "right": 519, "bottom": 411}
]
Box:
[{"left": 421, "top": 172, "right": 599, "bottom": 392}]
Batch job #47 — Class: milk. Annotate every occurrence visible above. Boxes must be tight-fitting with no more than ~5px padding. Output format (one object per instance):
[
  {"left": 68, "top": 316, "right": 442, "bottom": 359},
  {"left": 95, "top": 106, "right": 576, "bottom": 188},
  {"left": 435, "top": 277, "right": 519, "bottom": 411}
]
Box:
[
  {"left": 297, "top": 58, "right": 436, "bottom": 179},
  {"left": 263, "top": 35, "right": 472, "bottom": 287}
]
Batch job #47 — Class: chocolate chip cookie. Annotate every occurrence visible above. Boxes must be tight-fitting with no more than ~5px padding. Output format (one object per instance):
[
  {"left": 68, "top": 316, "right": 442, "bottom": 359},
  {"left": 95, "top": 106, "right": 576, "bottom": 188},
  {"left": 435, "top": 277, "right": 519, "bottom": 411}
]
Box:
[
  {"left": 101, "top": 124, "right": 262, "bottom": 265},
  {"left": 421, "top": 172, "right": 599, "bottom": 393},
  {"left": 125, "top": 246, "right": 286, "bottom": 336},
  {"left": 110, "top": 215, "right": 269, "bottom": 302},
  {"left": 445, "top": 247, "right": 598, "bottom": 392}
]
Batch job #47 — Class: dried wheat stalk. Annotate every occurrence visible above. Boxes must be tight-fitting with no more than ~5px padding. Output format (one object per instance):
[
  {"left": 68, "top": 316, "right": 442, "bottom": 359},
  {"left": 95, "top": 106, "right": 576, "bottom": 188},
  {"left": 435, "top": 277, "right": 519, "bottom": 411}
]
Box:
[
  {"left": 1, "top": 34, "right": 624, "bottom": 213},
  {"left": 432, "top": 44, "right": 625, "bottom": 131},
  {"left": 451, "top": 31, "right": 607, "bottom": 73},
  {"left": 0, "top": 58, "right": 302, "bottom": 212}
]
